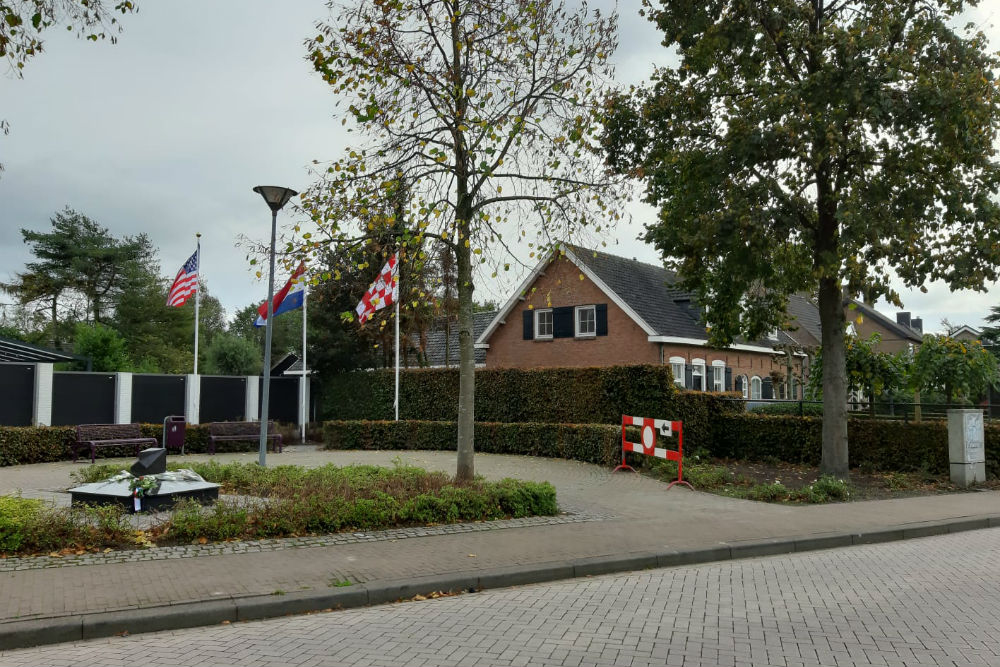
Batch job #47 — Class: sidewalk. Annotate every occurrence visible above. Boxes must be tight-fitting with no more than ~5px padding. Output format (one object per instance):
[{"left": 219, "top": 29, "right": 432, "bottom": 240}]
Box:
[{"left": 1, "top": 447, "right": 999, "bottom": 648}]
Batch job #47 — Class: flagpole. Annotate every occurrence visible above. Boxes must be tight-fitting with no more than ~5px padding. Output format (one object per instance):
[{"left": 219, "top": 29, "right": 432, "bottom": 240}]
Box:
[
  {"left": 193, "top": 233, "right": 201, "bottom": 375},
  {"left": 300, "top": 280, "right": 308, "bottom": 442},
  {"left": 394, "top": 296, "right": 400, "bottom": 422}
]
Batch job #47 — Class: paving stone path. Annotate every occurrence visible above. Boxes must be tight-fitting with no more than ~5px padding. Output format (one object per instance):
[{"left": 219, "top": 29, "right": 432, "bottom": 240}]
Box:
[{"left": 3, "top": 528, "right": 998, "bottom": 667}]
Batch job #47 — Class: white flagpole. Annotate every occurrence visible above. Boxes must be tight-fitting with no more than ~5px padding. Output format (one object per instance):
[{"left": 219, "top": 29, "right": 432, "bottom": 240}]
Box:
[
  {"left": 300, "top": 279, "right": 308, "bottom": 442},
  {"left": 394, "top": 296, "right": 400, "bottom": 422},
  {"left": 193, "top": 233, "right": 201, "bottom": 375}
]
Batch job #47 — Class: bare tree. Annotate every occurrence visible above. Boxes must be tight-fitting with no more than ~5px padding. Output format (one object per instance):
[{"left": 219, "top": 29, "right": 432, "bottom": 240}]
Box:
[{"left": 301, "top": 0, "right": 627, "bottom": 480}]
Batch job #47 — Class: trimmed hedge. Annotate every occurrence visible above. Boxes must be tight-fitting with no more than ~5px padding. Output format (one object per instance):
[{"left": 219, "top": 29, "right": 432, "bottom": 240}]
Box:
[
  {"left": 318, "top": 365, "right": 742, "bottom": 451},
  {"left": 323, "top": 420, "right": 623, "bottom": 467},
  {"left": 320, "top": 365, "right": 741, "bottom": 421},
  {"left": 0, "top": 422, "right": 302, "bottom": 467},
  {"left": 708, "top": 414, "right": 1000, "bottom": 476}
]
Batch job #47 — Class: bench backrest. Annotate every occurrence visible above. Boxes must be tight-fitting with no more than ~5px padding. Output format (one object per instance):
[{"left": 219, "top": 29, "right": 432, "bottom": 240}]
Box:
[
  {"left": 209, "top": 421, "right": 275, "bottom": 436},
  {"left": 77, "top": 423, "right": 144, "bottom": 441}
]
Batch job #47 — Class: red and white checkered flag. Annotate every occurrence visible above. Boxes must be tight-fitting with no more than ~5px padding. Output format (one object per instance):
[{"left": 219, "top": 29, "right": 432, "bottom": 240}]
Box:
[{"left": 356, "top": 253, "right": 399, "bottom": 324}]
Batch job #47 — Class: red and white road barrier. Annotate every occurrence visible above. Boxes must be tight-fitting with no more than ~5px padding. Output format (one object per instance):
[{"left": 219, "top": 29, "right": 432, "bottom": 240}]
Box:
[{"left": 614, "top": 415, "right": 693, "bottom": 489}]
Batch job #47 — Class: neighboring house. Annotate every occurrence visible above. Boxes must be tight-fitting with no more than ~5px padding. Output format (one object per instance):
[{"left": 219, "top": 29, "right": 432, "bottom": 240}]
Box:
[
  {"left": 949, "top": 325, "right": 982, "bottom": 343},
  {"left": 411, "top": 312, "right": 493, "bottom": 368},
  {"left": 475, "top": 245, "right": 816, "bottom": 400},
  {"left": 844, "top": 300, "right": 923, "bottom": 353}
]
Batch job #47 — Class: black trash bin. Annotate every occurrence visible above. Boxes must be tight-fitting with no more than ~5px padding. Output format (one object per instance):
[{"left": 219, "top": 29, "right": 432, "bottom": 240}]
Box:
[{"left": 162, "top": 415, "right": 186, "bottom": 455}]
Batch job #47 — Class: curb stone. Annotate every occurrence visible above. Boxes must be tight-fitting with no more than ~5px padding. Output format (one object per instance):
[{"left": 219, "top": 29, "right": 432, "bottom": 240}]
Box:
[{"left": 1, "top": 516, "right": 997, "bottom": 651}]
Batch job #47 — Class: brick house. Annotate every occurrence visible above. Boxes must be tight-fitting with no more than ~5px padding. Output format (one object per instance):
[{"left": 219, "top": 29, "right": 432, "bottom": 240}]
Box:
[
  {"left": 475, "top": 245, "right": 821, "bottom": 400},
  {"left": 844, "top": 300, "right": 923, "bottom": 353}
]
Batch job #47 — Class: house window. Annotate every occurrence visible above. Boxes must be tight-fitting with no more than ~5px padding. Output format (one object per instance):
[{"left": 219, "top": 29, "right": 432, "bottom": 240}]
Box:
[
  {"left": 737, "top": 374, "right": 749, "bottom": 399},
  {"left": 534, "top": 309, "right": 553, "bottom": 339},
  {"left": 750, "top": 376, "right": 762, "bottom": 400},
  {"left": 669, "top": 356, "right": 685, "bottom": 388},
  {"left": 711, "top": 361, "right": 725, "bottom": 392},
  {"left": 692, "top": 358, "right": 705, "bottom": 391},
  {"left": 575, "top": 305, "right": 596, "bottom": 337}
]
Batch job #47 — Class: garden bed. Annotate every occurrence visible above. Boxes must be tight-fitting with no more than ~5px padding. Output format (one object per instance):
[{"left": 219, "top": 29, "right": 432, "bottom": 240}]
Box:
[
  {"left": 0, "top": 462, "right": 557, "bottom": 558},
  {"left": 642, "top": 455, "right": 1000, "bottom": 503}
]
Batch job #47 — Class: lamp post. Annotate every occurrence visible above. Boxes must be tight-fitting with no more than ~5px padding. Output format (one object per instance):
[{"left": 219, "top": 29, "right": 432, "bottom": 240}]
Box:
[{"left": 252, "top": 185, "right": 298, "bottom": 467}]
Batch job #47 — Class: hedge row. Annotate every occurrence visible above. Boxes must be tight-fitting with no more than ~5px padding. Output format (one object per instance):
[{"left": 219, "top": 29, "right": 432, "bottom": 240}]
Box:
[
  {"left": 0, "top": 423, "right": 302, "bottom": 467},
  {"left": 708, "top": 414, "right": 1000, "bottom": 476},
  {"left": 318, "top": 365, "right": 742, "bottom": 448},
  {"left": 323, "top": 420, "right": 623, "bottom": 467}
]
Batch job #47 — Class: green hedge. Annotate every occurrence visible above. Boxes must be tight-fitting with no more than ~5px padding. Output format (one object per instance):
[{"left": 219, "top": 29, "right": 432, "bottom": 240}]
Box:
[
  {"left": 323, "top": 420, "right": 624, "bottom": 467},
  {"left": 708, "top": 414, "right": 1000, "bottom": 475},
  {"left": 318, "top": 365, "right": 743, "bottom": 450},
  {"left": 0, "top": 422, "right": 302, "bottom": 467}
]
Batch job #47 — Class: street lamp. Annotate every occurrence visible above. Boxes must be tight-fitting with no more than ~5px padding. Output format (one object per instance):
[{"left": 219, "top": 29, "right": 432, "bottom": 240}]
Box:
[{"left": 253, "top": 185, "right": 298, "bottom": 467}]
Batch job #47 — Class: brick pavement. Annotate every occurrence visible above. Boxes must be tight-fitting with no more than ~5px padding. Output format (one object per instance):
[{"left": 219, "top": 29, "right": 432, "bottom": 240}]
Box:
[
  {"left": 3, "top": 528, "right": 998, "bottom": 666},
  {"left": 2, "top": 448, "right": 1000, "bottom": 629}
]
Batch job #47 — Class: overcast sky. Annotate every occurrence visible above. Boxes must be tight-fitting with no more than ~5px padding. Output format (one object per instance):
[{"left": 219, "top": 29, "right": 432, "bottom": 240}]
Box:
[{"left": 1, "top": 0, "right": 997, "bottom": 333}]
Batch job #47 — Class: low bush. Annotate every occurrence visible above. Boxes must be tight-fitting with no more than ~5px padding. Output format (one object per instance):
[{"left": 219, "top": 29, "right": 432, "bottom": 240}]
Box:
[
  {"left": 748, "top": 402, "right": 825, "bottom": 417},
  {"left": 63, "top": 461, "right": 559, "bottom": 550},
  {"left": 0, "top": 496, "right": 136, "bottom": 556},
  {"left": 155, "top": 462, "right": 558, "bottom": 543},
  {"left": 1, "top": 422, "right": 303, "bottom": 468},
  {"left": 322, "top": 420, "right": 623, "bottom": 466},
  {"left": 706, "top": 413, "right": 1000, "bottom": 474}
]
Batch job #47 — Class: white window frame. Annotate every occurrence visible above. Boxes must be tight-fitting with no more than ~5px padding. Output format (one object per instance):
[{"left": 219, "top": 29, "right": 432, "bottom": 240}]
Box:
[
  {"left": 692, "top": 358, "right": 706, "bottom": 391},
  {"left": 750, "top": 375, "right": 762, "bottom": 400},
  {"left": 574, "top": 305, "right": 596, "bottom": 338},
  {"left": 738, "top": 374, "right": 749, "bottom": 399},
  {"left": 669, "top": 356, "right": 686, "bottom": 388},
  {"left": 711, "top": 360, "right": 725, "bottom": 392},
  {"left": 534, "top": 308, "right": 553, "bottom": 340}
]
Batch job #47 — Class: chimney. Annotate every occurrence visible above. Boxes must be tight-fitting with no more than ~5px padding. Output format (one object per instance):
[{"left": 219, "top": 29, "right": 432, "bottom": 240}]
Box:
[
  {"left": 896, "top": 312, "right": 911, "bottom": 329},
  {"left": 911, "top": 317, "right": 923, "bottom": 334}
]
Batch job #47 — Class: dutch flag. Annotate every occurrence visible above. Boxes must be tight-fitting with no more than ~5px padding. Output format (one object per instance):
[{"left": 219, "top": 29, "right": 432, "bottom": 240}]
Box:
[{"left": 254, "top": 263, "right": 306, "bottom": 327}]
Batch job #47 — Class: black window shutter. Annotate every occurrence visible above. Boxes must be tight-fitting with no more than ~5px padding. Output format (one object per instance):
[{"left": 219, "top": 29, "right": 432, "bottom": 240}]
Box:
[
  {"left": 684, "top": 364, "right": 693, "bottom": 390},
  {"left": 595, "top": 304, "right": 608, "bottom": 336},
  {"left": 725, "top": 367, "right": 732, "bottom": 392},
  {"left": 553, "top": 306, "right": 574, "bottom": 338},
  {"left": 762, "top": 377, "right": 773, "bottom": 399},
  {"left": 523, "top": 311, "right": 533, "bottom": 340}
]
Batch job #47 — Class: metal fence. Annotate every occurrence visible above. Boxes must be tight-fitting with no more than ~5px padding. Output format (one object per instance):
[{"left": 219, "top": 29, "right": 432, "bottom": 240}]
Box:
[{"left": 732, "top": 398, "right": 999, "bottom": 421}]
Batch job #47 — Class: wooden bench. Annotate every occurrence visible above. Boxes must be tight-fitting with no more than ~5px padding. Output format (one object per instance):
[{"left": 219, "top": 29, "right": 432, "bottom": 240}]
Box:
[
  {"left": 73, "top": 424, "right": 159, "bottom": 464},
  {"left": 207, "top": 421, "right": 282, "bottom": 455}
]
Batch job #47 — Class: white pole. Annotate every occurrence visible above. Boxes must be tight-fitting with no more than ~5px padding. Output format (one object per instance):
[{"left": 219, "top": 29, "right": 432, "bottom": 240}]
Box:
[
  {"left": 300, "top": 279, "right": 308, "bottom": 442},
  {"left": 394, "top": 297, "right": 400, "bottom": 421},
  {"left": 193, "top": 233, "right": 201, "bottom": 376}
]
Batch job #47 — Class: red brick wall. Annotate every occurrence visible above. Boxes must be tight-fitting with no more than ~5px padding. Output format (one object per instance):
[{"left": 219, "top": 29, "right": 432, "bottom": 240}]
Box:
[
  {"left": 486, "top": 256, "right": 658, "bottom": 368},
  {"left": 484, "top": 256, "right": 805, "bottom": 390}
]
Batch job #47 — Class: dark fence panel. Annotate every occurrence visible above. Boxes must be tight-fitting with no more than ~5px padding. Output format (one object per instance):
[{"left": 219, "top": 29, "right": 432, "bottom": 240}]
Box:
[
  {"left": 132, "top": 374, "right": 185, "bottom": 425},
  {"left": 259, "top": 377, "right": 299, "bottom": 424},
  {"left": 200, "top": 376, "right": 247, "bottom": 422},
  {"left": 52, "top": 372, "right": 115, "bottom": 425},
  {"left": 0, "top": 363, "right": 34, "bottom": 426}
]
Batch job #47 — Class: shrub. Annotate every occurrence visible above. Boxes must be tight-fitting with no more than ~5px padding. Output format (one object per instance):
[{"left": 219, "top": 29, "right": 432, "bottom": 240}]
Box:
[
  {"left": 705, "top": 413, "right": 1000, "bottom": 474},
  {"left": 155, "top": 462, "right": 558, "bottom": 543},
  {"left": 323, "top": 420, "right": 623, "bottom": 466},
  {"left": 0, "top": 496, "right": 44, "bottom": 552},
  {"left": 317, "top": 365, "right": 744, "bottom": 449},
  {"left": 1, "top": 421, "right": 303, "bottom": 468},
  {"left": 749, "top": 402, "right": 824, "bottom": 417},
  {"left": 0, "top": 497, "right": 135, "bottom": 556}
]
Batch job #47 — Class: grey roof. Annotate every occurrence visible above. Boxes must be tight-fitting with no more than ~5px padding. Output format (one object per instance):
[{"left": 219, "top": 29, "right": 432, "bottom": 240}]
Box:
[
  {"left": 414, "top": 311, "right": 493, "bottom": 367},
  {"left": 846, "top": 299, "right": 923, "bottom": 343},
  {"left": 0, "top": 336, "right": 80, "bottom": 364},
  {"left": 567, "top": 245, "right": 709, "bottom": 339},
  {"left": 565, "top": 245, "right": 786, "bottom": 346},
  {"left": 783, "top": 293, "right": 822, "bottom": 348}
]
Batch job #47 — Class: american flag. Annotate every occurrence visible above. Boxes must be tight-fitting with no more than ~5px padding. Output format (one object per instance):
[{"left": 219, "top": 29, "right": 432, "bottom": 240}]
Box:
[{"left": 167, "top": 250, "right": 199, "bottom": 307}]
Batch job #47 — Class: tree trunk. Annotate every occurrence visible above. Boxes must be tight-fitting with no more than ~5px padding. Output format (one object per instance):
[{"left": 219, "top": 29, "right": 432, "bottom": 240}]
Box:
[
  {"left": 455, "top": 239, "right": 475, "bottom": 481},
  {"left": 818, "top": 277, "right": 849, "bottom": 478}
]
